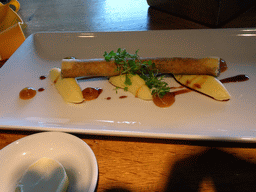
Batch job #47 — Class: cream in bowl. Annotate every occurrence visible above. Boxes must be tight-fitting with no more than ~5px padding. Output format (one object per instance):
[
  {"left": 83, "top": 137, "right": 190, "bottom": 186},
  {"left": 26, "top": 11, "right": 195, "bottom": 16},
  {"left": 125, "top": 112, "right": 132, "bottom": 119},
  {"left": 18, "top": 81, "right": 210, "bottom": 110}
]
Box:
[{"left": 15, "top": 157, "right": 69, "bottom": 192}]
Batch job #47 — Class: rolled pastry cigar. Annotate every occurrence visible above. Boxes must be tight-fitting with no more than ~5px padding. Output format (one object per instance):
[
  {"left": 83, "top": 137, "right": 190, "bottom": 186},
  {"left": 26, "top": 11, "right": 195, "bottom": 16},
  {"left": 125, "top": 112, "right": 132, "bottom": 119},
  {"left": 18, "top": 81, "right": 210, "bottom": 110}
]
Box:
[
  {"left": 61, "top": 58, "right": 119, "bottom": 78},
  {"left": 61, "top": 57, "right": 227, "bottom": 78}
]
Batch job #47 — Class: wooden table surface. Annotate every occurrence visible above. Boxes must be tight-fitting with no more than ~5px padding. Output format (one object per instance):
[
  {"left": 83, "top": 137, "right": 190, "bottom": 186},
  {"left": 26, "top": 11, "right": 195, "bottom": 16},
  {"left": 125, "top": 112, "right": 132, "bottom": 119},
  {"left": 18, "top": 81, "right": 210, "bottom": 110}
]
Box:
[{"left": 1, "top": 0, "right": 256, "bottom": 191}]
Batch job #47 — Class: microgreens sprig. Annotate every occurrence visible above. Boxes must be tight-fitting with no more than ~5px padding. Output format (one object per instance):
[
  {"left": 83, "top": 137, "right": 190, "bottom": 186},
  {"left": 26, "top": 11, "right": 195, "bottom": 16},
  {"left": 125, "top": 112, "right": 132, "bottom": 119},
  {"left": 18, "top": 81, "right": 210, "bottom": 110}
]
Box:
[
  {"left": 104, "top": 48, "right": 141, "bottom": 75},
  {"left": 141, "top": 71, "right": 170, "bottom": 98},
  {"left": 104, "top": 48, "right": 170, "bottom": 97}
]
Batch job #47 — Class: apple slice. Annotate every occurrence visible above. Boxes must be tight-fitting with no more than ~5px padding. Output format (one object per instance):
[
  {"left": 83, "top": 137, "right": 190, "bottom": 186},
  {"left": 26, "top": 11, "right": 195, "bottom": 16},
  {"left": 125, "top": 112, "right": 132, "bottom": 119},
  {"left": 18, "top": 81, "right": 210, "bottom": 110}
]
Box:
[
  {"left": 109, "top": 74, "right": 146, "bottom": 96},
  {"left": 127, "top": 74, "right": 147, "bottom": 95},
  {"left": 174, "top": 75, "right": 231, "bottom": 101},
  {"left": 136, "top": 84, "right": 152, "bottom": 100},
  {"left": 49, "top": 68, "right": 84, "bottom": 103},
  {"left": 108, "top": 74, "right": 127, "bottom": 89}
]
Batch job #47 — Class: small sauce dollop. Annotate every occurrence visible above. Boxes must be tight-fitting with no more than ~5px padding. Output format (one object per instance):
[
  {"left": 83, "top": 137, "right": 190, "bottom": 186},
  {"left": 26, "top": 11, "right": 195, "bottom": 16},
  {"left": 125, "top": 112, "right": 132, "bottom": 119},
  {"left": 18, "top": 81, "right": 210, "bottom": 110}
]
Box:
[
  {"left": 19, "top": 87, "right": 37, "bottom": 100},
  {"left": 119, "top": 96, "right": 127, "bottom": 99},
  {"left": 39, "top": 76, "right": 46, "bottom": 80},
  {"left": 82, "top": 87, "right": 103, "bottom": 101},
  {"left": 153, "top": 89, "right": 192, "bottom": 108},
  {"left": 153, "top": 92, "right": 175, "bottom": 108},
  {"left": 38, "top": 88, "right": 45, "bottom": 92}
]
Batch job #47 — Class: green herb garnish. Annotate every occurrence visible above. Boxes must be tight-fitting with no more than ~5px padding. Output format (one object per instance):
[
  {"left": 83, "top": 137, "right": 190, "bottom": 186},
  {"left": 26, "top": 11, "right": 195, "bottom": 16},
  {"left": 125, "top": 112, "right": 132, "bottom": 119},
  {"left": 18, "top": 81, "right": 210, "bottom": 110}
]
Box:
[
  {"left": 104, "top": 48, "right": 170, "bottom": 97},
  {"left": 104, "top": 48, "right": 141, "bottom": 74}
]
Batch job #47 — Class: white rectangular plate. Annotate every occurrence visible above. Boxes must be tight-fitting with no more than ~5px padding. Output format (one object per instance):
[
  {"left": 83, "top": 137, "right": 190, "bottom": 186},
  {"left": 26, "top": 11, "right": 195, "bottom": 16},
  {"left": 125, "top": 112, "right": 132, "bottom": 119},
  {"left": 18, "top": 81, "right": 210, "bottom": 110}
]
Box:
[{"left": 1, "top": 29, "right": 256, "bottom": 142}]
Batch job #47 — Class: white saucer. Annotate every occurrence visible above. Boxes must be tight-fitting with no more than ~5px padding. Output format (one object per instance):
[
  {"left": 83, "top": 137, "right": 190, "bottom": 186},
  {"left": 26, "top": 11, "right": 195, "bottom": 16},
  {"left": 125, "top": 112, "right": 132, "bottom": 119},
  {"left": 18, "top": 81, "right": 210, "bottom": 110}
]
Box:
[{"left": 0, "top": 132, "right": 98, "bottom": 192}]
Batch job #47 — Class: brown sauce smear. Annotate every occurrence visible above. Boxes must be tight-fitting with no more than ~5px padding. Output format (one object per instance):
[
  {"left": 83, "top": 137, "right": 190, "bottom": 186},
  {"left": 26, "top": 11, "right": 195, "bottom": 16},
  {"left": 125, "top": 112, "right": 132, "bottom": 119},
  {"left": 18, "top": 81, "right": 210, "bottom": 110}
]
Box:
[
  {"left": 170, "top": 85, "right": 184, "bottom": 89},
  {"left": 119, "top": 96, "right": 127, "bottom": 99},
  {"left": 39, "top": 75, "right": 46, "bottom": 80},
  {"left": 193, "top": 83, "right": 201, "bottom": 89},
  {"left": 220, "top": 74, "right": 249, "bottom": 83},
  {"left": 38, "top": 88, "right": 45, "bottom": 92},
  {"left": 19, "top": 87, "right": 37, "bottom": 100},
  {"left": 82, "top": 87, "right": 103, "bottom": 101},
  {"left": 174, "top": 89, "right": 191, "bottom": 95},
  {"left": 53, "top": 75, "right": 60, "bottom": 84}
]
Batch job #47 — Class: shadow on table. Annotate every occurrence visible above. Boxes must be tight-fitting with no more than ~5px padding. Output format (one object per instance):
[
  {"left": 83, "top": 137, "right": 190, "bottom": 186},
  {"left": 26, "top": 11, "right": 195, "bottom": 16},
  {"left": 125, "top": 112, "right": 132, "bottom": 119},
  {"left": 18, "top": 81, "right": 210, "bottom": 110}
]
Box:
[
  {"left": 103, "top": 148, "right": 256, "bottom": 192},
  {"left": 164, "top": 148, "right": 256, "bottom": 192}
]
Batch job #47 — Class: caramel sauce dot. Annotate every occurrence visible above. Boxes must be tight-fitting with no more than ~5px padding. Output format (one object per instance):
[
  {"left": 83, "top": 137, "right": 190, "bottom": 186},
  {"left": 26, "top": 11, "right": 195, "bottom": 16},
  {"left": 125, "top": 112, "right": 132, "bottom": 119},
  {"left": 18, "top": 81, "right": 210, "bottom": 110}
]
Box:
[
  {"left": 153, "top": 92, "right": 175, "bottom": 108},
  {"left": 38, "top": 87, "right": 45, "bottom": 92},
  {"left": 82, "top": 87, "right": 102, "bottom": 101},
  {"left": 19, "top": 87, "right": 37, "bottom": 100},
  {"left": 39, "top": 76, "right": 46, "bottom": 80}
]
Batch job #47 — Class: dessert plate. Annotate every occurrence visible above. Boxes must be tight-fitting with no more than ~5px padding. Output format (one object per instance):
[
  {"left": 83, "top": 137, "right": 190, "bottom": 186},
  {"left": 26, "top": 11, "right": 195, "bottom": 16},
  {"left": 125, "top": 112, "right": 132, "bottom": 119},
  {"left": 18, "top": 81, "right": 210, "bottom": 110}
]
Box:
[
  {"left": 0, "top": 29, "right": 256, "bottom": 142},
  {"left": 0, "top": 132, "right": 98, "bottom": 192}
]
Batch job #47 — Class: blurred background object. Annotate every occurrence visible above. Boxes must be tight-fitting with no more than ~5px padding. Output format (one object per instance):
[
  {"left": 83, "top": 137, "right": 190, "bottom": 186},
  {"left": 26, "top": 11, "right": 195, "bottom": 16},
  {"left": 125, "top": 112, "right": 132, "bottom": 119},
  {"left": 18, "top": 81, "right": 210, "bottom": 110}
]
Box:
[
  {"left": 0, "top": 0, "right": 25, "bottom": 61},
  {"left": 147, "top": 0, "right": 256, "bottom": 26}
]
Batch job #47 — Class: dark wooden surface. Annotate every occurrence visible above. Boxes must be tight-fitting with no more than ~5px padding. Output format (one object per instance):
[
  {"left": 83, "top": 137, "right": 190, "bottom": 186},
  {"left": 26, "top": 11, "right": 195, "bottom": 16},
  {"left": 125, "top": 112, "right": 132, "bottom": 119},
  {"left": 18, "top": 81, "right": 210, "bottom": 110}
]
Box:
[
  {"left": 1, "top": 0, "right": 256, "bottom": 191},
  {"left": 16, "top": 0, "right": 256, "bottom": 36}
]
